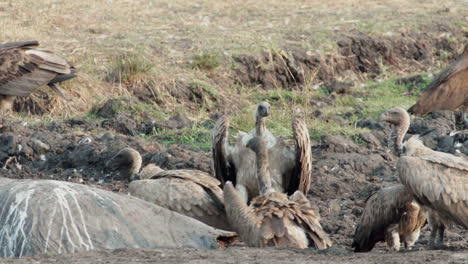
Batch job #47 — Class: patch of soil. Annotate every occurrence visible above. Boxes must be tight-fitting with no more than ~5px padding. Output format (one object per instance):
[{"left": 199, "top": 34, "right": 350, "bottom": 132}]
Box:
[
  {"left": 234, "top": 23, "right": 465, "bottom": 90},
  {"left": 13, "top": 90, "right": 57, "bottom": 115},
  {"left": 3, "top": 247, "right": 468, "bottom": 264},
  {"left": 233, "top": 49, "right": 304, "bottom": 90}
]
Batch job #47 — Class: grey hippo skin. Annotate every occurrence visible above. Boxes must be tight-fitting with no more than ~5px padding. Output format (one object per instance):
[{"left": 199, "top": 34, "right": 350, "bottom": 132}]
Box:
[{"left": 0, "top": 178, "right": 234, "bottom": 257}]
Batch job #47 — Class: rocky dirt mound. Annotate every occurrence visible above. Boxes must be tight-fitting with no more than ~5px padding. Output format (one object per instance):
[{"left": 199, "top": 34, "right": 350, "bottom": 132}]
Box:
[{"left": 234, "top": 24, "right": 466, "bottom": 90}]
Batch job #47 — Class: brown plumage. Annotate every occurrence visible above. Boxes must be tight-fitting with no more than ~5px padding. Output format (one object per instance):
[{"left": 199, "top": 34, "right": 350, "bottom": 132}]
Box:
[
  {"left": 224, "top": 183, "right": 332, "bottom": 249},
  {"left": 352, "top": 185, "right": 427, "bottom": 252},
  {"left": 408, "top": 44, "right": 468, "bottom": 124},
  {"left": 107, "top": 148, "right": 232, "bottom": 231},
  {"left": 381, "top": 107, "right": 468, "bottom": 248},
  {"left": 0, "top": 41, "right": 76, "bottom": 112},
  {"left": 212, "top": 102, "right": 312, "bottom": 203},
  {"left": 223, "top": 106, "right": 331, "bottom": 249}
]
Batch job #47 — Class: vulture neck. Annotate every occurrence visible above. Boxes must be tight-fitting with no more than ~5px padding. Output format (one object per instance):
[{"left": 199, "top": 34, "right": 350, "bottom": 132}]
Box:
[
  {"left": 122, "top": 154, "right": 142, "bottom": 179},
  {"left": 223, "top": 183, "right": 260, "bottom": 242},
  {"left": 255, "top": 114, "right": 272, "bottom": 196},
  {"left": 393, "top": 113, "right": 410, "bottom": 156}
]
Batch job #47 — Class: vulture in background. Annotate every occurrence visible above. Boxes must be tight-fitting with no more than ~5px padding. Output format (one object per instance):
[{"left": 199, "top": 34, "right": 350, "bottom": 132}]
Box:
[
  {"left": 352, "top": 185, "right": 427, "bottom": 252},
  {"left": 212, "top": 101, "right": 311, "bottom": 203},
  {"left": 0, "top": 41, "right": 76, "bottom": 112},
  {"left": 106, "top": 148, "right": 232, "bottom": 231},
  {"left": 223, "top": 105, "right": 331, "bottom": 249},
  {"left": 408, "top": 44, "right": 468, "bottom": 127},
  {"left": 380, "top": 107, "right": 468, "bottom": 248}
]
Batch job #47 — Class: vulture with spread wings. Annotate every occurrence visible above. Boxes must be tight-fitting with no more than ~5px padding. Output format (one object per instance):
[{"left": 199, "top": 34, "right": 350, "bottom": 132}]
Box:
[
  {"left": 223, "top": 103, "right": 331, "bottom": 249},
  {"left": 408, "top": 44, "right": 468, "bottom": 126},
  {"left": 212, "top": 102, "right": 312, "bottom": 203},
  {"left": 0, "top": 41, "right": 76, "bottom": 112}
]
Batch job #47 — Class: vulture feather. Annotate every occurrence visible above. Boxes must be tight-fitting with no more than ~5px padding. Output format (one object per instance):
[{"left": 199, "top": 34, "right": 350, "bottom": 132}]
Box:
[
  {"left": 106, "top": 148, "right": 232, "bottom": 231},
  {"left": 0, "top": 41, "right": 76, "bottom": 112}
]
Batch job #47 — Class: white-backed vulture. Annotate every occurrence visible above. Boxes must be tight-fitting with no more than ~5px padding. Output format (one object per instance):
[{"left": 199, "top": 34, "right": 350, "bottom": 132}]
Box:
[
  {"left": 380, "top": 107, "right": 468, "bottom": 248},
  {"left": 352, "top": 185, "right": 427, "bottom": 252},
  {"left": 106, "top": 148, "right": 232, "bottom": 231},
  {"left": 408, "top": 44, "right": 468, "bottom": 126},
  {"left": 223, "top": 106, "right": 331, "bottom": 249},
  {"left": 212, "top": 101, "right": 312, "bottom": 203},
  {"left": 0, "top": 41, "right": 76, "bottom": 112}
]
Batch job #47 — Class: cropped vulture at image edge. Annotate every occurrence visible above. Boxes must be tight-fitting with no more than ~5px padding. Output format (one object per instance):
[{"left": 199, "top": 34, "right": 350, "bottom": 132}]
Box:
[
  {"left": 408, "top": 43, "right": 468, "bottom": 126},
  {"left": 0, "top": 41, "right": 76, "bottom": 112},
  {"left": 380, "top": 107, "right": 468, "bottom": 248}
]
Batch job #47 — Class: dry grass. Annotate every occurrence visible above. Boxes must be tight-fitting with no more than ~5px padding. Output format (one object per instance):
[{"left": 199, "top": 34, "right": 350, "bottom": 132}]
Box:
[{"left": 1, "top": 0, "right": 467, "bottom": 144}]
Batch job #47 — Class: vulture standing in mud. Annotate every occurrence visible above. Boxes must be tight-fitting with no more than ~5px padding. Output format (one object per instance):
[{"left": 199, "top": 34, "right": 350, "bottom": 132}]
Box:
[
  {"left": 106, "top": 148, "right": 232, "bottom": 231},
  {"left": 352, "top": 106, "right": 427, "bottom": 252},
  {"left": 408, "top": 44, "right": 468, "bottom": 126},
  {"left": 380, "top": 107, "right": 468, "bottom": 248},
  {"left": 223, "top": 105, "right": 331, "bottom": 249},
  {"left": 352, "top": 185, "right": 427, "bottom": 252},
  {"left": 0, "top": 41, "right": 76, "bottom": 112},
  {"left": 212, "top": 101, "right": 312, "bottom": 203}
]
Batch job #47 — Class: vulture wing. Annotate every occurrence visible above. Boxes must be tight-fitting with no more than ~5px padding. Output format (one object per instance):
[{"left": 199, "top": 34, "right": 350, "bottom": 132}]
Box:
[
  {"left": 212, "top": 115, "right": 237, "bottom": 185},
  {"left": 397, "top": 155, "right": 468, "bottom": 228},
  {"left": 289, "top": 191, "right": 332, "bottom": 249},
  {"left": 285, "top": 115, "right": 312, "bottom": 195},
  {"left": 0, "top": 41, "right": 38, "bottom": 50},
  {"left": 408, "top": 46, "right": 468, "bottom": 114},
  {"left": 129, "top": 170, "right": 231, "bottom": 231},
  {"left": 352, "top": 185, "right": 415, "bottom": 252},
  {"left": 251, "top": 191, "right": 331, "bottom": 249},
  {"left": 150, "top": 169, "right": 223, "bottom": 202},
  {"left": 0, "top": 41, "right": 75, "bottom": 97}
]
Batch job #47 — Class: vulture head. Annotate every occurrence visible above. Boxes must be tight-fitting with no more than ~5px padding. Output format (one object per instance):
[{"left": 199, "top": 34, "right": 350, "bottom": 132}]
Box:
[
  {"left": 380, "top": 107, "right": 410, "bottom": 156},
  {"left": 106, "top": 148, "right": 142, "bottom": 180},
  {"left": 256, "top": 101, "right": 271, "bottom": 118}
]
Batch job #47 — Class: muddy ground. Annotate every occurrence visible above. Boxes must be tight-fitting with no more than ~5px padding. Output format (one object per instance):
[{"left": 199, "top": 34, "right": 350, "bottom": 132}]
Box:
[
  {"left": 2, "top": 247, "right": 467, "bottom": 264},
  {"left": 0, "top": 96, "right": 467, "bottom": 263}
]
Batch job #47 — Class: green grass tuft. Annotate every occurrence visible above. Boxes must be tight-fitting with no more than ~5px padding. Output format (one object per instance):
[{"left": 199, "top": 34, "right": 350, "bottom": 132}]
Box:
[
  {"left": 106, "top": 52, "right": 154, "bottom": 83},
  {"left": 152, "top": 125, "right": 212, "bottom": 151},
  {"left": 190, "top": 51, "right": 221, "bottom": 70}
]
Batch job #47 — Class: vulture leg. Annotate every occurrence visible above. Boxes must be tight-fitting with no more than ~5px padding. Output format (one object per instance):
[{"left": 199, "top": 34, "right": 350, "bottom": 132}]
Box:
[
  {"left": 435, "top": 224, "right": 446, "bottom": 248},
  {"left": 385, "top": 225, "right": 401, "bottom": 251},
  {"left": 428, "top": 222, "right": 446, "bottom": 249}
]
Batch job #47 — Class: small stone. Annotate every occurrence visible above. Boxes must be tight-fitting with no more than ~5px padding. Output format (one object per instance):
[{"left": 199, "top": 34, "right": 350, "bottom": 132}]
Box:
[
  {"left": 32, "top": 139, "right": 50, "bottom": 154},
  {"left": 328, "top": 199, "right": 341, "bottom": 215}
]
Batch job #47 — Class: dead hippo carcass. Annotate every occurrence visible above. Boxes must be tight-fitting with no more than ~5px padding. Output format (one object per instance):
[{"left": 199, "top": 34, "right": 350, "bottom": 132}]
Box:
[{"left": 0, "top": 178, "right": 235, "bottom": 257}]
